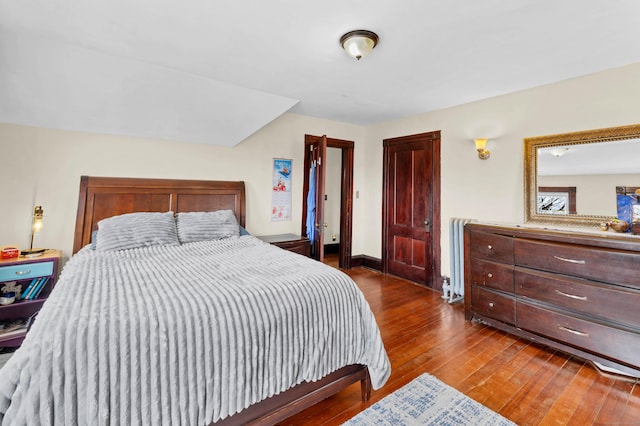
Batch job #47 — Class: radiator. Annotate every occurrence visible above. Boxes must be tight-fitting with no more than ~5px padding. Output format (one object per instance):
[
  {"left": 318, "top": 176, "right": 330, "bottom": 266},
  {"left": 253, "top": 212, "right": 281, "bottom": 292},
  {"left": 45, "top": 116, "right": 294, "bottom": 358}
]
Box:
[{"left": 443, "top": 217, "right": 475, "bottom": 303}]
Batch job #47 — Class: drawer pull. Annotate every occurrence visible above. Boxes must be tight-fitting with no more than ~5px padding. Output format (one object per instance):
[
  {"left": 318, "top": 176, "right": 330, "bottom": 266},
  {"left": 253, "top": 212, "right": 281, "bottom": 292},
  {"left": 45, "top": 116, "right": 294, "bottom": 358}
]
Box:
[
  {"left": 488, "top": 302, "right": 495, "bottom": 308},
  {"left": 553, "top": 255, "right": 586, "bottom": 265},
  {"left": 487, "top": 245, "right": 493, "bottom": 250},
  {"left": 555, "top": 289, "right": 587, "bottom": 301},
  {"left": 487, "top": 273, "right": 493, "bottom": 278},
  {"left": 558, "top": 325, "right": 589, "bottom": 337},
  {"left": 15, "top": 269, "right": 32, "bottom": 275}
]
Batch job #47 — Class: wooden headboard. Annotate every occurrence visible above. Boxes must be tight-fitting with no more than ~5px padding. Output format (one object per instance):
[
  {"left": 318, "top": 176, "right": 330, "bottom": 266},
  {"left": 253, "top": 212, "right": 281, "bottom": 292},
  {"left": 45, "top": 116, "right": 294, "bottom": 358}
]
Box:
[{"left": 73, "top": 176, "right": 246, "bottom": 254}]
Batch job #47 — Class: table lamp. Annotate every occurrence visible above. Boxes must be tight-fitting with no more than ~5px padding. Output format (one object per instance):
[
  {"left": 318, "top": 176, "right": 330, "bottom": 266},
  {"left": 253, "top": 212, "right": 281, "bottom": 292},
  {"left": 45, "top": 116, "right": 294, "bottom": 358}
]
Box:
[{"left": 21, "top": 205, "right": 46, "bottom": 257}]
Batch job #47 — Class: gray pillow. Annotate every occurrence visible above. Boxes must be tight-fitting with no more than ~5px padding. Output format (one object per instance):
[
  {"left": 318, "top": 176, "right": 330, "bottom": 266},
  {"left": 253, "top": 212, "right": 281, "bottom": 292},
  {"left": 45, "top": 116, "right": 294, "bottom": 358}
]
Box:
[
  {"left": 90, "top": 230, "right": 98, "bottom": 249},
  {"left": 176, "top": 210, "right": 240, "bottom": 244},
  {"left": 95, "top": 212, "right": 179, "bottom": 251}
]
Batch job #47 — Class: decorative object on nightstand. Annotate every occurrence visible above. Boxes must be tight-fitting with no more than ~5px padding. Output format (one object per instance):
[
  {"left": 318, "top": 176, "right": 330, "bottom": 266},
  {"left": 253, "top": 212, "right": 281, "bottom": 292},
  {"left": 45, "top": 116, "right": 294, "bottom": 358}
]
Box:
[
  {"left": 257, "top": 234, "right": 311, "bottom": 257},
  {"left": 20, "top": 205, "right": 46, "bottom": 257},
  {"left": 0, "top": 292, "right": 15, "bottom": 306},
  {"left": 1, "top": 247, "right": 19, "bottom": 260},
  {"left": 0, "top": 249, "right": 61, "bottom": 347},
  {"left": 0, "top": 281, "right": 22, "bottom": 304}
]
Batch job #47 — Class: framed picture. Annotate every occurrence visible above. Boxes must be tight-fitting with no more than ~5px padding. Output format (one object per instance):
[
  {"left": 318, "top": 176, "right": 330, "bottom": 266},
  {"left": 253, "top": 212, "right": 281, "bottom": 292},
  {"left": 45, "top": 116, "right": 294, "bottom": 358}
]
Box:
[
  {"left": 537, "top": 186, "right": 576, "bottom": 215},
  {"left": 271, "top": 158, "right": 292, "bottom": 221}
]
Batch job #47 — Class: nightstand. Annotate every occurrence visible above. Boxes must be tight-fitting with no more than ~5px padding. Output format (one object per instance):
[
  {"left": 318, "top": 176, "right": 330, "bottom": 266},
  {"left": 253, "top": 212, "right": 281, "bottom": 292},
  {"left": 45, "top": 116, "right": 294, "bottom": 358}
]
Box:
[
  {"left": 0, "top": 249, "right": 61, "bottom": 347},
  {"left": 257, "top": 234, "right": 311, "bottom": 257}
]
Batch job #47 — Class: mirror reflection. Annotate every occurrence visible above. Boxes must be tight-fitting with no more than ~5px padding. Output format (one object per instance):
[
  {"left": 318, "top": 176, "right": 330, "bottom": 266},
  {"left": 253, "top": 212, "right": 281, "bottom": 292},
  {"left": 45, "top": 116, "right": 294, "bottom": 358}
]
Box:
[
  {"left": 536, "top": 138, "right": 640, "bottom": 216},
  {"left": 524, "top": 124, "right": 640, "bottom": 228}
]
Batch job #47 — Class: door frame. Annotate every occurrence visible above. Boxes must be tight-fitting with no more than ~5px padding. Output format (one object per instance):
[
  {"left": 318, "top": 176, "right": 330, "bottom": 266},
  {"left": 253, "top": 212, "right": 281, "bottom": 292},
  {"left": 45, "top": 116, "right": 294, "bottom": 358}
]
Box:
[
  {"left": 302, "top": 134, "right": 354, "bottom": 269},
  {"left": 382, "top": 131, "right": 441, "bottom": 288}
]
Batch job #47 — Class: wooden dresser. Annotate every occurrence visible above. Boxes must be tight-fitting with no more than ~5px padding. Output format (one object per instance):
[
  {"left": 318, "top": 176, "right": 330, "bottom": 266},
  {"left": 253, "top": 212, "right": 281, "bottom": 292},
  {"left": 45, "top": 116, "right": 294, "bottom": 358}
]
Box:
[{"left": 464, "top": 223, "right": 640, "bottom": 377}]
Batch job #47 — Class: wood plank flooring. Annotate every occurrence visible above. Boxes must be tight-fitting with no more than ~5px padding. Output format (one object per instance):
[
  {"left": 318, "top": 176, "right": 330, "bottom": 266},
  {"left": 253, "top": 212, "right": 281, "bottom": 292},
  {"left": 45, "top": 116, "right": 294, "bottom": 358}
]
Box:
[{"left": 280, "top": 260, "right": 640, "bottom": 425}]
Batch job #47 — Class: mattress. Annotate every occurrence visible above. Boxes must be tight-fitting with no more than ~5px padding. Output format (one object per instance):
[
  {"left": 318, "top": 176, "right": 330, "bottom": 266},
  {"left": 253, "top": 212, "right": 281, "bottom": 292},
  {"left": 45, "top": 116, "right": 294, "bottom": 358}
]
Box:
[{"left": 0, "top": 236, "right": 390, "bottom": 425}]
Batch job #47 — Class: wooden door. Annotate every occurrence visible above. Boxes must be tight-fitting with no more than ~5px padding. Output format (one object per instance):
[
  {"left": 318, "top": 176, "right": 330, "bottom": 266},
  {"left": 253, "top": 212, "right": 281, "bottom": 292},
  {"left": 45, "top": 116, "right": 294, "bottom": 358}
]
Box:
[
  {"left": 303, "top": 134, "right": 327, "bottom": 262},
  {"left": 383, "top": 131, "right": 441, "bottom": 287}
]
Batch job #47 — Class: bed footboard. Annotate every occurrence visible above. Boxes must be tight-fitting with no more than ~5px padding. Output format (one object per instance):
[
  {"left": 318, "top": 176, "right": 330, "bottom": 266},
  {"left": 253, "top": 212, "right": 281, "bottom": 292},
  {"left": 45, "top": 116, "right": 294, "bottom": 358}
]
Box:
[{"left": 214, "top": 365, "right": 370, "bottom": 425}]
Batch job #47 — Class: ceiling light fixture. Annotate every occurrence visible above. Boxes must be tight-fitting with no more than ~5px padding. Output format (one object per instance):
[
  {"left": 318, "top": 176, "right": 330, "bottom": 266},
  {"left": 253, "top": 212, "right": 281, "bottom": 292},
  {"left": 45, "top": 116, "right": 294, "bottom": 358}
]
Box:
[
  {"left": 340, "top": 30, "right": 379, "bottom": 61},
  {"left": 549, "top": 147, "right": 569, "bottom": 157}
]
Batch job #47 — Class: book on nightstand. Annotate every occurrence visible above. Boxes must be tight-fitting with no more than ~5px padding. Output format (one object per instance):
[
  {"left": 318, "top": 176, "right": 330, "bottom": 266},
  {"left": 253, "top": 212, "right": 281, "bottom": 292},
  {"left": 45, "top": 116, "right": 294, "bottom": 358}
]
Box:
[
  {"left": 26, "top": 277, "right": 48, "bottom": 300},
  {"left": 0, "top": 318, "right": 29, "bottom": 338},
  {"left": 20, "top": 278, "right": 39, "bottom": 300}
]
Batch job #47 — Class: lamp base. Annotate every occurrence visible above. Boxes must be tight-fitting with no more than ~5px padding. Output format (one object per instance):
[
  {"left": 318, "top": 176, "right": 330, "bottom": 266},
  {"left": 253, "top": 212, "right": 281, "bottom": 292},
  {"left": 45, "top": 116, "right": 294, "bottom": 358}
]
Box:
[{"left": 20, "top": 248, "right": 46, "bottom": 258}]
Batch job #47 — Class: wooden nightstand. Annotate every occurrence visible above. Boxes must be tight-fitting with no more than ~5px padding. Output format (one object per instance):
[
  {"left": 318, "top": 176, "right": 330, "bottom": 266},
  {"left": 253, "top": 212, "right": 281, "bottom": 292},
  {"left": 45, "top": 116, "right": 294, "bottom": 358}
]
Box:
[
  {"left": 0, "top": 249, "right": 61, "bottom": 347},
  {"left": 257, "top": 234, "right": 311, "bottom": 257}
]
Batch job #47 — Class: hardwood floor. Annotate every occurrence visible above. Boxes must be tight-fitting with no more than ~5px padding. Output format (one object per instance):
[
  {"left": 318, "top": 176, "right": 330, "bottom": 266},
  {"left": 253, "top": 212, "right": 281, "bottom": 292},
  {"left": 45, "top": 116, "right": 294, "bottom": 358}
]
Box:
[{"left": 280, "top": 258, "right": 640, "bottom": 425}]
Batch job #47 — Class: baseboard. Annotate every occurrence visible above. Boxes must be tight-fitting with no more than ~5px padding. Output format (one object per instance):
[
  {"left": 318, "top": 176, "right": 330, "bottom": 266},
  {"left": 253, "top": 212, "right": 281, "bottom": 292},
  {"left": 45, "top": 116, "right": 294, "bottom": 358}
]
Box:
[{"left": 351, "top": 255, "right": 382, "bottom": 272}]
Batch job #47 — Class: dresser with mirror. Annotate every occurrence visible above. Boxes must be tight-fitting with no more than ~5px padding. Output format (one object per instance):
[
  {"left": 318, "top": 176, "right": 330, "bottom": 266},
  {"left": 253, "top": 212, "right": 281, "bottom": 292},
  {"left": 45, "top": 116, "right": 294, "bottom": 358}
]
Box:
[{"left": 465, "top": 124, "right": 640, "bottom": 378}]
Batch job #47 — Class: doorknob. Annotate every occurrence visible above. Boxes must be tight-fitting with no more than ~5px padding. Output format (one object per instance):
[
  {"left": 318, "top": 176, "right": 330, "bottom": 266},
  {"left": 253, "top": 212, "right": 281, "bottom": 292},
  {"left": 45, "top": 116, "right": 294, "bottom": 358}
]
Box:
[
  {"left": 424, "top": 219, "right": 431, "bottom": 232},
  {"left": 323, "top": 223, "right": 328, "bottom": 228}
]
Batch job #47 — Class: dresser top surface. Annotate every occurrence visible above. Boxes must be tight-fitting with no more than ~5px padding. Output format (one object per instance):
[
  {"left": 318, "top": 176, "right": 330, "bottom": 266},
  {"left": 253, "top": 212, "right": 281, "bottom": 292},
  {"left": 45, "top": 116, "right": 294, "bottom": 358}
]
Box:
[{"left": 466, "top": 222, "right": 640, "bottom": 252}]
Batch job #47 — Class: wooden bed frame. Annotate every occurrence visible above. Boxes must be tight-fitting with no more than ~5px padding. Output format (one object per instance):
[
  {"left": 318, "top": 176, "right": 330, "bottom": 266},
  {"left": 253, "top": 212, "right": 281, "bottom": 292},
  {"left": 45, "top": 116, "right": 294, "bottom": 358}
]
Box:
[{"left": 73, "top": 176, "right": 371, "bottom": 425}]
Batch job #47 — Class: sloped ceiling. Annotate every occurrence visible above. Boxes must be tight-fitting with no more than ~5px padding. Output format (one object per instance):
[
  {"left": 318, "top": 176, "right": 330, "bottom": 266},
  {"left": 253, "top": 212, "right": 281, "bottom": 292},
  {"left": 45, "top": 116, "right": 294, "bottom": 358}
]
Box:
[{"left": 1, "top": 1, "right": 640, "bottom": 147}]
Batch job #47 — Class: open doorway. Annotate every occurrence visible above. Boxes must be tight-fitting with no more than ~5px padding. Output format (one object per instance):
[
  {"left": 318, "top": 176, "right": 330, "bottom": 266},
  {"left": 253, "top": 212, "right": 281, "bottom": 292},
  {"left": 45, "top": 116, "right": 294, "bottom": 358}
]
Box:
[
  {"left": 324, "top": 147, "right": 342, "bottom": 257},
  {"left": 301, "top": 134, "right": 354, "bottom": 269}
]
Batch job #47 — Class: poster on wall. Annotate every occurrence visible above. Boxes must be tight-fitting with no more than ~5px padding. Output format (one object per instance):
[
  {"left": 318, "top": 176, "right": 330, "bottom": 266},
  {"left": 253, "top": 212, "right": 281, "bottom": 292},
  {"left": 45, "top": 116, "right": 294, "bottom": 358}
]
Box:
[{"left": 271, "top": 158, "right": 292, "bottom": 221}]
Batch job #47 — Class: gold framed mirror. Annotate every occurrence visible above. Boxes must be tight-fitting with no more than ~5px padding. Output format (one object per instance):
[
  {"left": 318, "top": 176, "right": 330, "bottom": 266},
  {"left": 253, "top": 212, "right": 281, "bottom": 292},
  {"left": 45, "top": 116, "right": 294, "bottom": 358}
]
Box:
[{"left": 524, "top": 124, "right": 640, "bottom": 228}]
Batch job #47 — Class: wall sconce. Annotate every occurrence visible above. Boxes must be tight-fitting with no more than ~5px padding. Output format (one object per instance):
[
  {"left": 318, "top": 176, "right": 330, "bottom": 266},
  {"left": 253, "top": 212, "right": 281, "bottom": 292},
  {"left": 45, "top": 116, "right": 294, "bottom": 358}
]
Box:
[
  {"left": 22, "top": 205, "right": 45, "bottom": 257},
  {"left": 340, "top": 30, "right": 379, "bottom": 61},
  {"left": 473, "top": 138, "right": 491, "bottom": 160}
]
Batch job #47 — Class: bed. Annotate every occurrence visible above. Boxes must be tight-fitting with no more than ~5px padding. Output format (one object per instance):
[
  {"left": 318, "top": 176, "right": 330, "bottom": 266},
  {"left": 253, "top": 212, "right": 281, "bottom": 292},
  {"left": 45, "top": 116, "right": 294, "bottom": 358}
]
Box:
[{"left": 0, "top": 176, "right": 390, "bottom": 425}]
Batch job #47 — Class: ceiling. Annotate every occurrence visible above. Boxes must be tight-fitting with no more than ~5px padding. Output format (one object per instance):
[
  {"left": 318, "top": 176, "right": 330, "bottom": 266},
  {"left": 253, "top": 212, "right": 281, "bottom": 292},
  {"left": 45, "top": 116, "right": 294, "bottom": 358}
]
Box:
[{"left": 2, "top": 1, "right": 640, "bottom": 147}]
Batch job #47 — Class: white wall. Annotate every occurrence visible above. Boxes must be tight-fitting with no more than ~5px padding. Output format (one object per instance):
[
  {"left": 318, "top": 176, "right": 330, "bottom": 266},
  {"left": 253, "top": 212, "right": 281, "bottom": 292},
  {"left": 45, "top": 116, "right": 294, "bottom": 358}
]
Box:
[
  {"left": 359, "top": 62, "right": 640, "bottom": 275},
  {"left": 324, "top": 147, "right": 342, "bottom": 244},
  {"left": 2, "top": 62, "right": 639, "bottom": 274},
  {"left": 0, "top": 114, "right": 364, "bottom": 259}
]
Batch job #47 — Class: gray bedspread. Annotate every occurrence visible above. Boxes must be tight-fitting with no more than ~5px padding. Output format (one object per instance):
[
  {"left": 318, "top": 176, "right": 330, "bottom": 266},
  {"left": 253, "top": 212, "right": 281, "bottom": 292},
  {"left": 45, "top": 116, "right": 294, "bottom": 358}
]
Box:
[{"left": 0, "top": 236, "right": 390, "bottom": 425}]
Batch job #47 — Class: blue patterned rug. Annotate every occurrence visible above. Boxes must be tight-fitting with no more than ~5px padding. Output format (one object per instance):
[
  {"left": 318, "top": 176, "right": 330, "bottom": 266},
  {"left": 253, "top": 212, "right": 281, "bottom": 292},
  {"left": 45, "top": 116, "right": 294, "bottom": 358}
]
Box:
[{"left": 343, "top": 373, "right": 516, "bottom": 425}]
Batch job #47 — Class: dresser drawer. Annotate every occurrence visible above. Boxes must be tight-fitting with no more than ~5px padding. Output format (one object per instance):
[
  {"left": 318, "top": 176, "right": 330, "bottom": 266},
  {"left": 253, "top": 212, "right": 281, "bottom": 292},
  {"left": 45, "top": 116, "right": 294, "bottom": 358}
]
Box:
[
  {"left": 514, "top": 239, "right": 639, "bottom": 288},
  {"left": 471, "top": 286, "right": 515, "bottom": 325},
  {"left": 517, "top": 301, "right": 640, "bottom": 368},
  {"left": 0, "top": 261, "right": 54, "bottom": 282},
  {"left": 515, "top": 268, "right": 640, "bottom": 328},
  {"left": 257, "top": 234, "right": 311, "bottom": 257},
  {"left": 471, "top": 259, "right": 514, "bottom": 293},
  {"left": 470, "top": 232, "right": 513, "bottom": 264}
]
